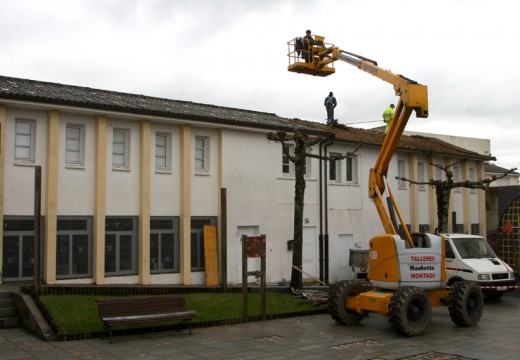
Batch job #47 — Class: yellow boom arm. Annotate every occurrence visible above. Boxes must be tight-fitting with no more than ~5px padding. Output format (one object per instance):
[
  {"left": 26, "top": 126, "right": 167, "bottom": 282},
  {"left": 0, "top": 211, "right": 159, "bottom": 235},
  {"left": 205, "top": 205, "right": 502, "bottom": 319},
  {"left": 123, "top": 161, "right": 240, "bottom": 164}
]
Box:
[{"left": 287, "top": 38, "right": 428, "bottom": 246}]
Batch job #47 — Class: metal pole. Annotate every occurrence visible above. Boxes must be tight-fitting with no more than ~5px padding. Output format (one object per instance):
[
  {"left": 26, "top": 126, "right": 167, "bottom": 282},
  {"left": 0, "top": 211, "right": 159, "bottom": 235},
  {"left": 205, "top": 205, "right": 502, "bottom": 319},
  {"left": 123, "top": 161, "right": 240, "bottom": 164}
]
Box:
[{"left": 34, "top": 166, "right": 41, "bottom": 295}]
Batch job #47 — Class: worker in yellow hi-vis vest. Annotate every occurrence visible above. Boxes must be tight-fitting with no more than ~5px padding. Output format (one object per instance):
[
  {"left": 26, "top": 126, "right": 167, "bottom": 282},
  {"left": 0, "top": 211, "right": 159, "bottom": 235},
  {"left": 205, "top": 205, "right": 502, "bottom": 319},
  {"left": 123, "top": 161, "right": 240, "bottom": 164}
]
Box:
[{"left": 382, "top": 103, "right": 395, "bottom": 134}]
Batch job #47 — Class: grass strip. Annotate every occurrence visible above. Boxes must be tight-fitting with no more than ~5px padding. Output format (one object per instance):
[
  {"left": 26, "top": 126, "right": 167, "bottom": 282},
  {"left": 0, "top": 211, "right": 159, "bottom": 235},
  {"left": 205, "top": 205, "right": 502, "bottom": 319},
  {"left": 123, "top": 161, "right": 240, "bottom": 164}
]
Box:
[{"left": 39, "top": 292, "right": 325, "bottom": 334}]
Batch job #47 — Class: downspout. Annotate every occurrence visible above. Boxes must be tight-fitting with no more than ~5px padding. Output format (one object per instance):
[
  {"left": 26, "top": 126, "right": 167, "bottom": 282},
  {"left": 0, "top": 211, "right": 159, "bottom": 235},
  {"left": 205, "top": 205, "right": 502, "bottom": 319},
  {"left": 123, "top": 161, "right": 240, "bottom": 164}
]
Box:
[
  {"left": 320, "top": 138, "right": 333, "bottom": 285},
  {"left": 319, "top": 143, "right": 324, "bottom": 283}
]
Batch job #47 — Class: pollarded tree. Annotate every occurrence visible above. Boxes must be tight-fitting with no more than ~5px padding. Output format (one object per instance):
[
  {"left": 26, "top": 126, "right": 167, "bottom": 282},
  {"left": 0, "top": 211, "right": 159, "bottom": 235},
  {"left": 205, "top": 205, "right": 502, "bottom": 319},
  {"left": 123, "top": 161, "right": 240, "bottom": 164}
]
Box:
[
  {"left": 267, "top": 129, "right": 361, "bottom": 290},
  {"left": 396, "top": 160, "right": 516, "bottom": 233}
]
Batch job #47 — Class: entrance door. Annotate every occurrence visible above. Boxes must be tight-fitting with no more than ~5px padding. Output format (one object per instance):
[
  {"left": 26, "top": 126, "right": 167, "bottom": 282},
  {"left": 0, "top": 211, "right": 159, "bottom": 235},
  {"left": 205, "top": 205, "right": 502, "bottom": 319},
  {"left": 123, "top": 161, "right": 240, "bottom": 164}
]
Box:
[
  {"left": 2, "top": 218, "right": 37, "bottom": 281},
  {"left": 302, "top": 227, "right": 317, "bottom": 280}
]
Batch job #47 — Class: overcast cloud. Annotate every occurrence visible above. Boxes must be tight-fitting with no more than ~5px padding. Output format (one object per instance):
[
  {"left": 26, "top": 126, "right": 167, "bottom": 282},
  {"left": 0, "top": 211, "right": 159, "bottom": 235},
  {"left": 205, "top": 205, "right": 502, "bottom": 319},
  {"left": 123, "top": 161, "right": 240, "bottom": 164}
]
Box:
[{"left": 1, "top": 0, "right": 519, "bottom": 171}]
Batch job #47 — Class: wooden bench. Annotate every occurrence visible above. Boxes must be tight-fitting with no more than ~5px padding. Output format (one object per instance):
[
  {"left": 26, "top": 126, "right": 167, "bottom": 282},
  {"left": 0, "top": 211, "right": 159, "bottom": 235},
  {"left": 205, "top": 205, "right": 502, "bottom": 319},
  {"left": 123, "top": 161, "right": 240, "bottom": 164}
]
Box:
[{"left": 95, "top": 294, "right": 196, "bottom": 342}]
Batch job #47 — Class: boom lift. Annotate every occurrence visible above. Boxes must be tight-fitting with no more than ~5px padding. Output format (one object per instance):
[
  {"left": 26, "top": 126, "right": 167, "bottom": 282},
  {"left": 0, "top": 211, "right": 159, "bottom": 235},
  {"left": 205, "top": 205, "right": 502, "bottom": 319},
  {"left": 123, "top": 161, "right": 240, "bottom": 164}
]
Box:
[{"left": 287, "top": 36, "right": 483, "bottom": 336}]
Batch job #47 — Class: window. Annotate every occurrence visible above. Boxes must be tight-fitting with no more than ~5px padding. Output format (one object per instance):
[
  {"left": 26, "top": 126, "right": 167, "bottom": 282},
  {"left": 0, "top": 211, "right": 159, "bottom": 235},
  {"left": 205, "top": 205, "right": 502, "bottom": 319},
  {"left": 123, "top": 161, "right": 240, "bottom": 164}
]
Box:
[
  {"left": 469, "top": 167, "right": 477, "bottom": 193},
  {"left": 15, "top": 119, "right": 35, "bottom": 162},
  {"left": 105, "top": 217, "right": 137, "bottom": 275},
  {"left": 190, "top": 217, "right": 216, "bottom": 271},
  {"left": 56, "top": 217, "right": 91, "bottom": 278},
  {"left": 453, "top": 165, "right": 461, "bottom": 192},
  {"left": 329, "top": 156, "right": 339, "bottom": 182},
  {"left": 436, "top": 165, "right": 444, "bottom": 181},
  {"left": 282, "top": 145, "right": 294, "bottom": 175},
  {"left": 65, "top": 124, "right": 85, "bottom": 167},
  {"left": 282, "top": 145, "right": 310, "bottom": 177},
  {"left": 195, "top": 136, "right": 209, "bottom": 173},
  {"left": 150, "top": 217, "right": 179, "bottom": 273},
  {"left": 444, "top": 240, "right": 455, "bottom": 259},
  {"left": 112, "top": 128, "right": 130, "bottom": 169},
  {"left": 397, "top": 160, "right": 406, "bottom": 188},
  {"left": 2, "top": 217, "right": 43, "bottom": 280},
  {"left": 303, "top": 155, "right": 311, "bottom": 177},
  {"left": 155, "top": 132, "right": 172, "bottom": 172},
  {"left": 419, "top": 224, "right": 430, "bottom": 233},
  {"left": 346, "top": 155, "right": 358, "bottom": 184},
  {"left": 418, "top": 162, "right": 426, "bottom": 190}
]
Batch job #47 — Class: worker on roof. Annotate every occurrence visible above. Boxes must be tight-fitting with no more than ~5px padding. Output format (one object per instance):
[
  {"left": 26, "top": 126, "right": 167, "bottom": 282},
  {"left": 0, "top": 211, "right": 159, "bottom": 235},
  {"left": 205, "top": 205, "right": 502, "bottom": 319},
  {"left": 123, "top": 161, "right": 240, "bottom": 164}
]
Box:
[
  {"left": 383, "top": 103, "right": 395, "bottom": 134},
  {"left": 324, "top": 92, "right": 337, "bottom": 127}
]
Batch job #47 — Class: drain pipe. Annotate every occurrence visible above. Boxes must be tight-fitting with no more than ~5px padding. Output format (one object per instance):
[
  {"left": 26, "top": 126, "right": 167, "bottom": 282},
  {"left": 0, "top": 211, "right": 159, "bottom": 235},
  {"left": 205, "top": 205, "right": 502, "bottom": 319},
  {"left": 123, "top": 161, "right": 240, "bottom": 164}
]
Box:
[
  {"left": 320, "top": 138, "right": 333, "bottom": 284},
  {"left": 319, "top": 142, "right": 324, "bottom": 283}
]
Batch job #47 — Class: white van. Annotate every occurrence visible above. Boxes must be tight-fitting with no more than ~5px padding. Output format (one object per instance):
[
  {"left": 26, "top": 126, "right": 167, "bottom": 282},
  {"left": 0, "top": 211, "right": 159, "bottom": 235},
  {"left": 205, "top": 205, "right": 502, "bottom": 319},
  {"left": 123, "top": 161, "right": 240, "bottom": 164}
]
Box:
[{"left": 443, "top": 233, "right": 516, "bottom": 300}]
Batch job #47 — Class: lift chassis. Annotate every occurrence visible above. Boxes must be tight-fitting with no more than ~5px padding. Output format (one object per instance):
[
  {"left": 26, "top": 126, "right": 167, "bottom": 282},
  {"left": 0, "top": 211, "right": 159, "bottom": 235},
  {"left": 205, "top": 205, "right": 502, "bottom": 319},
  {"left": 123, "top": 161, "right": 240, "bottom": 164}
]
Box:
[{"left": 287, "top": 36, "right": 483, "bottom": 336}]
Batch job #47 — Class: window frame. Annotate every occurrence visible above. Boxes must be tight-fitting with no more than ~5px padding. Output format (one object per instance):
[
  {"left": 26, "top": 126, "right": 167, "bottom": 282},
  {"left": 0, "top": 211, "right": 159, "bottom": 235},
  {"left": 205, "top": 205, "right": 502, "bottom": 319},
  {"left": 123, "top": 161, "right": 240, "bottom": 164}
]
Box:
[
  {"left": 104, "top": 217, "right": 138, "bottom": 276},
  {"left": 453, "top": 165, "right": 461, "bottom": 193},
  {"left": 194, "top": 135, "right": 210, "bottom": 174},
  {"left": 190, "top": 217, "right": 217, "bottom": 272},
  {"left": 56, "top": 216, "right": 92, "bottom": 279},
  {"left": 282, "top": 144, "right": 294, "bottom": 176},
  {"left": 150, "top": 217, "right": 180, "bottom": 273},
  {"left": 14, "top": 118, "right": 36, "bottom": 163},
  {"left": 112, "top": 128, "right": 131, "bottom": 170},
  {"left": 329, "top": 153, "right": 341, "bottom": 182},
  {"left": 346, "top": 155, "right": 359, "bottom": 184},
  {"left": 2, "top": 216, "right": 44, "bottom": 281},
  {"left": 155, "top": 132, "right": 172, "bottom": 173},
  {"left": 281, "top": 144, "right": 311, "bottom": 178},
  {"left": 469, "top": 167, "right": 477, "bottom": 194},
  {"left": 65, "top": 123, "right": 85, "bottom": 168},
  {"left": 397, "top": 159, "right": 406, "bottom": 188},
  {"left": 417, "top": 162, "right": 426, "bottom": 190}
]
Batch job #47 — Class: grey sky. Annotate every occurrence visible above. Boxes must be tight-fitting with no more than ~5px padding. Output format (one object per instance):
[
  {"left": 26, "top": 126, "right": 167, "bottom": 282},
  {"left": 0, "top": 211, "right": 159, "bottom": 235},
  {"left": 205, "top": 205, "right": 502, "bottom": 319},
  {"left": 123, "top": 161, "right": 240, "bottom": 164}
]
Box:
[{"left": 1, "top": 0, "right": 518, "bottom": 170}]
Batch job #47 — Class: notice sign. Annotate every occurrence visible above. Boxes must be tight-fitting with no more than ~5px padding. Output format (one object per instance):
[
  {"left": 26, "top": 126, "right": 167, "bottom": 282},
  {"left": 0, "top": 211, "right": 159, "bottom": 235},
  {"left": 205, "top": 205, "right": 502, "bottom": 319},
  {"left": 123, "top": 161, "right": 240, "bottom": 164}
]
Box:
[{"left": 401, "top": 254, "right": 440, "bottom": 281}]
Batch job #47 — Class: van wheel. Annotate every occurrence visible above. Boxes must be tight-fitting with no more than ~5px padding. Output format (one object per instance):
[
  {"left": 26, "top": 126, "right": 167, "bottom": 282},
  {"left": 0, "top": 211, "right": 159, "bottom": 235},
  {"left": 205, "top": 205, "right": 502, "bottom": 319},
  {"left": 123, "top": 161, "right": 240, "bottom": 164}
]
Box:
[
  {"left": 328, "top": 281, "right": 366, "bottom": 325},
  {"left": 388, "top": 287, "right": 431, "bottom": 336},
  {"left": 449, "top": 281, "right": 483, "bottom": 327}
]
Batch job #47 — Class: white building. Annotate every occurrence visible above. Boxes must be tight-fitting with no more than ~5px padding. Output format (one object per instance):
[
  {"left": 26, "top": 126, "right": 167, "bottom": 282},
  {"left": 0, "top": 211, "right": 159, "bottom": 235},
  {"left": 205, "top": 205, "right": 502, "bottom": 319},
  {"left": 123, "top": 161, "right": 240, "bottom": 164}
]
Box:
[
  {"left": 0, "top": 75, "right": 494, "bottom": 286},
  {"left": 405, "top": 130, "right": 519, "bottom": 186}
]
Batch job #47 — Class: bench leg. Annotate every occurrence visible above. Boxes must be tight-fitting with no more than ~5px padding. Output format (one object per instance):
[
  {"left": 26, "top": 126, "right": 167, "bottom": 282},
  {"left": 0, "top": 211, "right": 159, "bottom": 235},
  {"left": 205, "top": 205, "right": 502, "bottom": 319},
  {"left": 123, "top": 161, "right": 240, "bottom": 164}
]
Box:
[
  {"left": 181, "top": 319, "right": 192, "bottom": 335},
  {"left": 102, "top": 324, "right": 113, "bottom": 343}
]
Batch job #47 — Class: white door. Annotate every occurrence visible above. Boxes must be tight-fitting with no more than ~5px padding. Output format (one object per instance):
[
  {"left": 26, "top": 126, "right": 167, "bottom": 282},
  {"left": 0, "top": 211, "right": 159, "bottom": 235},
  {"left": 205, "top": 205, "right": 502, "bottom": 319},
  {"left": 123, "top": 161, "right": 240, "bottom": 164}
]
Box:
[
  {"left": 337, "top": 234, "right": 353, "bottom": 281},
  {"left": 302, "top": 227, "right": 317, "bottom": 280}
]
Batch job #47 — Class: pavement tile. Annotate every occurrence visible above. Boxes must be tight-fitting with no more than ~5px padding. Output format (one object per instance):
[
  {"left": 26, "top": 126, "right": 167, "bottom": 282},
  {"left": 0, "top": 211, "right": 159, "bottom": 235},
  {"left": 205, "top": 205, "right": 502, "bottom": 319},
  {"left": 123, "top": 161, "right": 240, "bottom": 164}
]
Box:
[{"left": 1, "top": 295, "right": 520, "bottom": 359}]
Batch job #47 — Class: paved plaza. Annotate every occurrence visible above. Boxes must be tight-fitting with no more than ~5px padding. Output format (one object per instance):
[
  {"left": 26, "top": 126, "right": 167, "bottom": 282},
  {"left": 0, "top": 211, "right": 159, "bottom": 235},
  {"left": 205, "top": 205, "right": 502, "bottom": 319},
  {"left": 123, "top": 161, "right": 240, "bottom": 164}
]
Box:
[{"left": 1, "top": 293, "right": 520, "bottom": 360}]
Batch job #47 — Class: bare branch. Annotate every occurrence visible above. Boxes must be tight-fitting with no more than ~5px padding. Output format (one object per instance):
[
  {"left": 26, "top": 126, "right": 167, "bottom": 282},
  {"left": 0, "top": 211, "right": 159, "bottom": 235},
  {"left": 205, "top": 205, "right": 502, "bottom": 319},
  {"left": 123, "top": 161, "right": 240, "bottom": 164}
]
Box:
[{"left": 305, "top": 142, "right": 363, "bottom": 161}]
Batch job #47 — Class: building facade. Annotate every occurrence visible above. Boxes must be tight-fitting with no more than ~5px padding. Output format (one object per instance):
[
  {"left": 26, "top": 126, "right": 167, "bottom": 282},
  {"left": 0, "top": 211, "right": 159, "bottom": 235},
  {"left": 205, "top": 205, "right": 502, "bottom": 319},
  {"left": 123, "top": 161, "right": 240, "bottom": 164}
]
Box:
[{"left": 0, "top": 76, "right": 494, "bottom": 286}]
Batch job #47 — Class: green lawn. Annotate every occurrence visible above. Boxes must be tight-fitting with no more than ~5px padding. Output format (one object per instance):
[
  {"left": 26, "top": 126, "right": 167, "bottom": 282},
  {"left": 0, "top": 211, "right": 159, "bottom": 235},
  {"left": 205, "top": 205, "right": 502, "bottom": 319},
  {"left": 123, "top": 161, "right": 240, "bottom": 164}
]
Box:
[{"left": 39, "top": 292, "right": 325, "bottom": 335}]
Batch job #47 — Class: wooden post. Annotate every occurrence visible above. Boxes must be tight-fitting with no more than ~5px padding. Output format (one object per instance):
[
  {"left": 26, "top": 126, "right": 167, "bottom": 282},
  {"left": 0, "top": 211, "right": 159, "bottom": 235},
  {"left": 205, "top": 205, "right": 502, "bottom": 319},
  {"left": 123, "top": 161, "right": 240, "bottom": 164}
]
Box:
[
  {"left": 221, "top": 188, "right": 227, "bottom": 292},
  {"left": 241, "top": 234, "right": 248, "bottom": 322},
  {"left": 241, "top": 234, "right": 266, "bottom": 322},
  {"left": 34, "top": 166, "right": 41, "bottom": 295}
]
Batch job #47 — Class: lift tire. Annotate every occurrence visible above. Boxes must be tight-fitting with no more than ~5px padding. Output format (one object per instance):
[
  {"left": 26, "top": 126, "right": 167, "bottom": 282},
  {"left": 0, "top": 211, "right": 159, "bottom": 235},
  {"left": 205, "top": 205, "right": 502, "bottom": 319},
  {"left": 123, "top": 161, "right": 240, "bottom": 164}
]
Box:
[
  {"left": 449, "top": 281, "right": 483, "bottom": 327},
  {"left": 328, "top": 281, "right": 366, "bottom": 325},
  {"left": 388, "top": 287, "right": 431, "bottom": 336}
]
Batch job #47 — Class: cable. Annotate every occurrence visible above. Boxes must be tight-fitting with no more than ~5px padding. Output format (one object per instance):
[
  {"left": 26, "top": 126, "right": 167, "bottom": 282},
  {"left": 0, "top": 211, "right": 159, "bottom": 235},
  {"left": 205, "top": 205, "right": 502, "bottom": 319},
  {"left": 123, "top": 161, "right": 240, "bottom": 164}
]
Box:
[{"left": 344, "top": 120, "right": 384, "bottom": 125}]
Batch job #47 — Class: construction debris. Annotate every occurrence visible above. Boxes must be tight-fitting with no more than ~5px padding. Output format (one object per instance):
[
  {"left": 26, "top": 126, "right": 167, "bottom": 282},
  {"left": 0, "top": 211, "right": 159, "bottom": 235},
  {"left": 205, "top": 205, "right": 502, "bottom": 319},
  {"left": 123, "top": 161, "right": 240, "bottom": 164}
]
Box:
[{"left": 291, "top": 288, "right": 329, "bottom": 306}]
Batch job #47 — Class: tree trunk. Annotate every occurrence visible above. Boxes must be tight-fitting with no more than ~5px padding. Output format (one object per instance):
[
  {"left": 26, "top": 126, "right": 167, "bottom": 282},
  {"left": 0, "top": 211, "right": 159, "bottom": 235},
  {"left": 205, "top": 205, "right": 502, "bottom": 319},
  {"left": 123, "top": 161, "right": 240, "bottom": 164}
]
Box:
[
  {"left": 435, "top": 183, "right": 451, "bottom": 233},
  {"left": 290, "top": 137, "right": 307, "bottom": 290}
]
